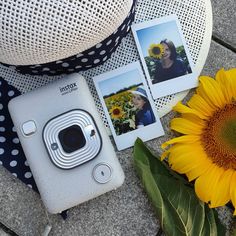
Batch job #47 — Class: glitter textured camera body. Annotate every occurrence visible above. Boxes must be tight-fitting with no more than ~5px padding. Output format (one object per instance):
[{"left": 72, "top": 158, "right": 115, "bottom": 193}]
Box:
[{"left": 8, "top": 74, "right": 125, "bottom": 214}]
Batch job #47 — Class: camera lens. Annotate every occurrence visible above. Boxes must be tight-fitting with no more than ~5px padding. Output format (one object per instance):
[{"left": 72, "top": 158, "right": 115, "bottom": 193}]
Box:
[{"left": 58, "top": 125, "right": 86, "bottom": 153}]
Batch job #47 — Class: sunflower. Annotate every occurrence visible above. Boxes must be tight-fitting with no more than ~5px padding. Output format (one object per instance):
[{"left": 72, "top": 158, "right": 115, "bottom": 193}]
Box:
[
  {"left": 161, "top": 68, "right": 236, "bottom": 213},
  {"left": 148, "top": 44, "right": 164, "bottom": 59},
  {"left": 109, "top": 106, "right": 124, "bottom": 119}
]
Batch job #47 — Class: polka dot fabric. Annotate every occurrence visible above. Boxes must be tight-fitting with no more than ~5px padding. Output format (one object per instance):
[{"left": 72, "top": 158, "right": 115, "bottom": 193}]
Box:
[
  {"left": 0, "top": 77, "right": 38, "bottom": 191},
  {"left": 0, "top": 77, "right": 68, "bottom": 218},
  {"left": 2, "top": 0, "right": 136, "bottom": 76}
]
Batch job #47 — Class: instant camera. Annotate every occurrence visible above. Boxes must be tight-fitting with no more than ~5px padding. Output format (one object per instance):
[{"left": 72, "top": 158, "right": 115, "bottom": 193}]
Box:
[{"left": 8, "top": 74, "right": 125, "bottom": 213}]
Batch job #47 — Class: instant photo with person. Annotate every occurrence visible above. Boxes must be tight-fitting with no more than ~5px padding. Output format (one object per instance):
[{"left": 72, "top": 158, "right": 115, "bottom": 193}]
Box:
[
  {"left": 93, "top": 62, "right": 164, "bottom": 150},
  {"left": 132, "top": 15, "right": 197, "bottom": 99}
]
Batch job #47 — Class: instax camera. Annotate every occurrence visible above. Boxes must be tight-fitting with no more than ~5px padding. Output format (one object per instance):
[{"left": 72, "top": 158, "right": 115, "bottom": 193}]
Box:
[{"left": 8, "top": 74, "right": 124, "bottom": 214}]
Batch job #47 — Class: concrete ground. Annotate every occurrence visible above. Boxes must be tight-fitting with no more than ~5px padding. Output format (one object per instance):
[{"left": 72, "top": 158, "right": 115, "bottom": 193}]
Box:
[{"left": 0, "top": 0, "right": 235, "bottom": 235}]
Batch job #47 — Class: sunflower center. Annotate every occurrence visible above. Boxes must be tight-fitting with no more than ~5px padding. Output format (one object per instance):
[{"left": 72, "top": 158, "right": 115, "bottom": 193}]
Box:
[
  {"left": 113, "top": 108, "right": 121, "bottom": 115},
  {"left": 201, "top": 103, "right": 236, "bottom": 170},
  {"left": 152, "top": 47, "right": 161, "bottom": 55}
]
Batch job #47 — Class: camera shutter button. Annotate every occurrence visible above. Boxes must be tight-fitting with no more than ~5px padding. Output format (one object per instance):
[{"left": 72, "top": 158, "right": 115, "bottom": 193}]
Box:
[{"left": 93, "top": 163, "right": 112, "bottom": 184}]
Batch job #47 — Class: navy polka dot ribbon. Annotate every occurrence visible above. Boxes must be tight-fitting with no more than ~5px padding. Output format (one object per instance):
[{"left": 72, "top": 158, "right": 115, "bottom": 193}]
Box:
[
  {"left": 0, "top": 77, "right": 67, "bottom": 219},
  {"left": 1, "top": 0, "right": 136, "bottom": 76}
]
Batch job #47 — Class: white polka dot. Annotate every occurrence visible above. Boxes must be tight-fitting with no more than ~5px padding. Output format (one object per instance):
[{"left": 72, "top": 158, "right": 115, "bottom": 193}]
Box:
[
  {"left": 56, "top": 60, "right": 63, "bottom": 64},
  {"left": 103, "top": 56, "right": 108, "bottom": 62},
  {"left": 81, "top": 58, "right": 88, "bottom": 63},
  {"left": 25, "top": 172, "right": 32, "bottom": 178},
  {"left": 0, "top": 92, "right": 1, "bottom": 97},
  {"left": 42, "top": 67, "right": 50, "bottom": 71},
  {"left": 12, "top": 127, "right": 16, "bottom": 132},
  {"left": 85, "top": 65, "right": 92, "bottom": 68},
  {"left": 113, "top": 29, "right": 118, "bottom": 35},
  {"left": 0, "top": 116, "right": 5, "bottom": 122},
  {"left": 106, "top": 39, "right": 112, "bottom": 45},
  {"left": 0, "top": 81, "right": 1, "bottom": 85},
  {"left": 32, "top": 70, "right": 38, "bottom": 73},
  {"left": 0, "top": 137, "right": 6, "bottom": 143},
  {"left": 121, "top": 24, "right": 126, "bottom": 31},
  {"left": 75, "top": 65, "right": 82, "bottom": 69},
  {"left": 62, "top": 62, "right": 69, "bottom": 68},
  {"left": 68, "top": 69, "right": 74, "bottom": 72},
  {"left": 93, "top": 59, "right": 100, "bottom": 64},
  {"left": 0, "top": 148, "right": 4, "bottom": 155},
  {"left": 115, "top": 37, "right": 120, "bottom": 42},
  {"left": 12, "top": 173, "right": 17, "bottom": 177},
  {"left": 0, "top": 104, "right": 3, "bottom": 110},
  {"left": 27, "top": 184, "right": 32, "bottom": 188},
  {"left": 12, "top": 138, "right": 19, "bottom": 144},
  {"left": 88, "top": 51, "right": 95, "bottom": 55},
  {"left": 99, "top": 50, "right": 106, "bottom": 55},
  {"left": 126, "top": 26, "right": 131, "bottom": 32},
  {"left": 24, "top": 161, "right": 29, "bottom": 166},
  {"left": 96, "top": 43, "right": 102, "bottom": 49},
  {"left": 0, "top": 161, "right": 2, "bottom": 165},
  {"left": 11, "top": 149, "right": 19, "bottom": 155},
  {"left": 76, "top": 53, "right": 83, "bottom": 58},
  {"left": 34, "top": 64, "right": 41, "bottom": 67},
  {"left": 10, "top": 160, "right": 17, "bottom": 167},
  {"left": 0, "top": 127, "right": 5, "bottom": 132},
  {"left": 50, "top": 71, "right": 56, "bottom": 74},
  {"left": 8, "top": 90, "right": 15, "bottom": 97}
]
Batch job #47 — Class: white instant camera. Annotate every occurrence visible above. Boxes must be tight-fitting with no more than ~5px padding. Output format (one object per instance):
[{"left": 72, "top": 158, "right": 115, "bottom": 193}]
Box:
[{"left": 8, "top": 74, "right": 125, "bottom": 214}]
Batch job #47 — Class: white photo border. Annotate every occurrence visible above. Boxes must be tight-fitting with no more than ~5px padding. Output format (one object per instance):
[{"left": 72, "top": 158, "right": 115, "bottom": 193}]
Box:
[
  {"left": 131, "top": 14, "right": 198, "bottom": 99},
  {"left": 93, "top": 61, "right": 164, "bottom": 151}
]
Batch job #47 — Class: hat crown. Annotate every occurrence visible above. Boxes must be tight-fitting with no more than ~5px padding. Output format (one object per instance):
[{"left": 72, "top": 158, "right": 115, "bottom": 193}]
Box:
[
  {"left": 0, "top": 0, "right": 133, "bottom": 65},
  {"left": 133, "top": 86, "right": 147, "bottom": 98}
]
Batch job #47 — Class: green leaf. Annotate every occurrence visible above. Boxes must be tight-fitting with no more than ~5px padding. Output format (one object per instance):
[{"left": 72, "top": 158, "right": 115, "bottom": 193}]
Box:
[{"left": 133, "top": 138, "right": 226, "bottom": 236}]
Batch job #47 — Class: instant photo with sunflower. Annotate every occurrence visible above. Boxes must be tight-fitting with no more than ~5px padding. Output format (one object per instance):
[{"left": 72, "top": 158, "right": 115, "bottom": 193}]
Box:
[{"left": 161, "top": 68, "right": 236, "bottom": 213}]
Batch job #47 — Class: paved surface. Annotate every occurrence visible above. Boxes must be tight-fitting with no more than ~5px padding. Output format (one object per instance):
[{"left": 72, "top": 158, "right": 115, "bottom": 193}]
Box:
[{"left": 0, "top": 0, "right": 235, "bottom": 235}]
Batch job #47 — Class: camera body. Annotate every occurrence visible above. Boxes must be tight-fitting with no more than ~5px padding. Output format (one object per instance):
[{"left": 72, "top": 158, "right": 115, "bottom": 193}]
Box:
[{"left": 8, "top": 74, "right": 124, "bottom": 214}]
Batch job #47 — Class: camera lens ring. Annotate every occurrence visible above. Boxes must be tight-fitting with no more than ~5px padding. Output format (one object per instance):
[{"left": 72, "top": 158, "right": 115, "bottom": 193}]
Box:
[{"left": 43, "top": 109, "right": 103, "bottom": 169}]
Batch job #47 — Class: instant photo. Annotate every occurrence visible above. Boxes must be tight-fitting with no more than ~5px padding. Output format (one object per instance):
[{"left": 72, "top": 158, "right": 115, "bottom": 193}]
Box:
[
  {"left": 93, "top": 62, "right": 164, "bottom": 151},
  {"left": 132, "top": 15, "right": 197, "bottom": 99}
]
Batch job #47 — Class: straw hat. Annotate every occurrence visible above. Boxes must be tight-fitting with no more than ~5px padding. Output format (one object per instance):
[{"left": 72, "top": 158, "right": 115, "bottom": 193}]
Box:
[
  {"left": 130, "top": 86, "right": 148, "bottom": 99},
  {"left": 0, "top": 0, "right": 133, "bottom": 66}
]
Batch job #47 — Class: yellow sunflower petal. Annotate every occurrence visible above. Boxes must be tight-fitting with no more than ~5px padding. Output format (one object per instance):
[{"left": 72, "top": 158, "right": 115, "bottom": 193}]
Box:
[
  {"left": 215, "top": 68, "right": 232, "bottom": 103},
  {"left": 168, "top": 143, "right": 209, "bottom": 172},
  {"left": 194, "top": 165, "right": 225, "bottom": 205},
  {"left": 198, "top": 76, "right": 226, "bottom": 108},
  {"left": 161, "top": 135, "right": 200, "bottom": 149},
  {"left": 187, "top": 94, "right": 214, "bottom": 117},
  {"left": 181, "top": 113, "right": 206, "bottom": 126},
  {"left": 225, "top": 68, "right": 236, "bottom": 98},
  {"left": 160, "top": 150, "right": 170, "bottom": 161},
  {"left": 170, "top": 118, "right": 204, "bottom": 135},
  {"left": 173, "top": 102, "right": 207, "bottom": 119},
  {"left": 209, "top": 169, "right": 233, "bottom": 207},
  {"left": 185, "top": 163, "right": 211, "bottom": 182},
  {"left": 196, "top": 84, "right": 217, "bottom": 110},
  {"left": 230, "top": 172, "right": 236, "bottom": 215}
]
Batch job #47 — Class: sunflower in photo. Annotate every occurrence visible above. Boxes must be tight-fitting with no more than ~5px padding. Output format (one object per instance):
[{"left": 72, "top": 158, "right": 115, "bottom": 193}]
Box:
[
  {"left": 109, "top": 105, "right": 124, "bottom": 119},
  {"left": 148, "top": 43, "right": 164, "bottom": 59},
  {"left": 161, "top": 68, "right": 236, "bottom": 213}
]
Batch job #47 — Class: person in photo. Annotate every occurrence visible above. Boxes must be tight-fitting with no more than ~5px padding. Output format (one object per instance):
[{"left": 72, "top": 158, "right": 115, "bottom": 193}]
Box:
[
  {"left": 152, "top": 39, "right": 189, "bottom": 83},
  {"left": 131, "top": 86, "right": 156, "bottom": 128}
]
